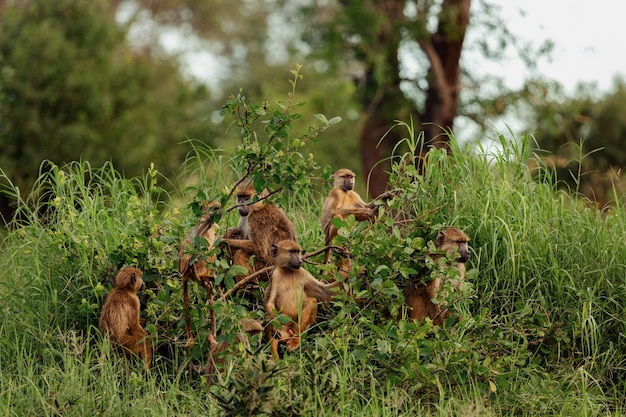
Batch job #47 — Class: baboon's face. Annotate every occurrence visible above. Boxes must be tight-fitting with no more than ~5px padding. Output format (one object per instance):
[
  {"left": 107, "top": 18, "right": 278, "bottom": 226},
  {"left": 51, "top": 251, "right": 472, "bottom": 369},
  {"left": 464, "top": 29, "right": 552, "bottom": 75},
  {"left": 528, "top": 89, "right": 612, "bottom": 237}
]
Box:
[
  {"left": 285, "top": 249, "right": 302, "bottom": 270},
  {"left": 436, "top": 228, "right": 471, "bottom": 263},
  {"left": 334, "top": 169, "right": 355, "bottom": 192},
  {"left": 272, "top": 240, "right": 302, "bottom": 271},
  {"left": 236, "top": 192, "right": 252, "bottom": 217},
  {"left": 236, "top": 184, "right": 265, "bottom": 217},
  {"left": 454, "top": 241, "right": 470, "bottom": 263}
]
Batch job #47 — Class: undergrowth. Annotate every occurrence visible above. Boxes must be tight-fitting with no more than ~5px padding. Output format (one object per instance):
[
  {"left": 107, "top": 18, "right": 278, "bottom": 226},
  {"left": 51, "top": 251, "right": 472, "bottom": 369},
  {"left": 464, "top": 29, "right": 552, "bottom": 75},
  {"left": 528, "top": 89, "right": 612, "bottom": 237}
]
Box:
[{"left": 1, "top": 67, "right": 626, "bottom": 416}]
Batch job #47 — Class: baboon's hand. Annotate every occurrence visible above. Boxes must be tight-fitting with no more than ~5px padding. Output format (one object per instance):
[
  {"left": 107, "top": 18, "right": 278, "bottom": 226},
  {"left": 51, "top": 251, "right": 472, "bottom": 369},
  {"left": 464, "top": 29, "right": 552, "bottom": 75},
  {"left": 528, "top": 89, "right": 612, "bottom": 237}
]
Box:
[
  {"left": 266, "top": 302, "right": 277, "bottom": 316},
  {"left": 376, "top": 189, "right": 399, "bottom": 201}
]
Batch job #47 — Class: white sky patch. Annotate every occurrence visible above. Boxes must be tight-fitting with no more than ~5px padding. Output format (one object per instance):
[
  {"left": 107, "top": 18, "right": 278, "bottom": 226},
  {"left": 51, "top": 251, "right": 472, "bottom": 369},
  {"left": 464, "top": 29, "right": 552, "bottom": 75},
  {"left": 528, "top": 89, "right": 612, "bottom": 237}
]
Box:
[
  {"left": 459, "top": 0, "right": 626, "bottom": 141},
  {"left": 494, "top": 0, "right": 626, "bottom": 92}
]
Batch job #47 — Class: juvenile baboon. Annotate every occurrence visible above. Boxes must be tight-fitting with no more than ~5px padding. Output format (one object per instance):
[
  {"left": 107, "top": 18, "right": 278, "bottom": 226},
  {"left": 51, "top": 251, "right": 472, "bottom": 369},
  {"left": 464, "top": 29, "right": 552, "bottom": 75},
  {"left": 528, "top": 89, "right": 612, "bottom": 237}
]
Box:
[
  {"left": 403, "top": 227, "right": 470, "bottom": 325},
  {"left": 223, "top": 180, "right": 297, "bottom": 279},
  {"left": 205, "top": 317, "right": 263, "bottom": 383},
  {"left": 264, "top": 240, "right": 339, "bottom": 359},
  {"left": 99, "top": 266, "right": 152, "bottom": 368},
  {"left": 178, "top": 201, "right": 221, "bottom": 346},
  {"left": 321, "top": 168, "right": 395, "bottom": 270}
]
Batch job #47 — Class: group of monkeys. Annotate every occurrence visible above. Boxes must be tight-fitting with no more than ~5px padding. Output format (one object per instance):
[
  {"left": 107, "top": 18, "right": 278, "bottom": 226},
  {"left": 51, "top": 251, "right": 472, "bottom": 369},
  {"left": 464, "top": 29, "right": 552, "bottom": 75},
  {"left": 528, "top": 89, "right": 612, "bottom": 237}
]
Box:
[{"left": 98, "top": 168, "right": 471, "bottom": 370}]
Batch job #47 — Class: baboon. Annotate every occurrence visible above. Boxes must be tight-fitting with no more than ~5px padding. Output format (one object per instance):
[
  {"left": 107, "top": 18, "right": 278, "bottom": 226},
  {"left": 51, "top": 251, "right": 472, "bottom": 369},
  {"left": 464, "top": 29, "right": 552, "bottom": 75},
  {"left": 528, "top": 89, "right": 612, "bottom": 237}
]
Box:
[
  {"left": 264, "top": 240, "right": 339, "bottom": 359},
  {"left": 178, "top": 201, "right": 221, "bottom": 346},
  {"left": 205, "top": 317, "right": 263, "bottom": 383},
  {"left": 223, "top": 180, "right": 297, "bottom": 279},
  {"left": 321, "top": 168, "right": 395, "bottom": 271},
  {"left": 403, "top": 227, "right": 470, "bottom": 325},
  {"left": 99, "top": 267, "right": 152, "bottom": 368}
]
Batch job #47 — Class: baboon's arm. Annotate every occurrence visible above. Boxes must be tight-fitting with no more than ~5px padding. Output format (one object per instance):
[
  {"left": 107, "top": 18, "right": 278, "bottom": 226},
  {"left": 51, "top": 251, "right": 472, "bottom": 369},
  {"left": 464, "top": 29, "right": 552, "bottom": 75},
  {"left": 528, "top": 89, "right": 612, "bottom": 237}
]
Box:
[
  {"left": 223, "top": 238, "right": 264, "bottom": 258},
  {"left": 303, "top": 275, "right": 340, "bottom": 301},
  {"left": 336, "top": 207, "right": 374, "bottom": 222},
  {"left": 265, "top": 282, "right": 278, "bottom": 316}
]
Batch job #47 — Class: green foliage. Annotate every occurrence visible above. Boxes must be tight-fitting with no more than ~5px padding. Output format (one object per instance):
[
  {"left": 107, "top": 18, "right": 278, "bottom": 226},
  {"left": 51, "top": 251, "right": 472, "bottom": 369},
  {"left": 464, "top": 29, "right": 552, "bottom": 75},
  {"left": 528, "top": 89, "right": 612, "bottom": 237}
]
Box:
[
  {"left": 0, "top": 160, "right": 170, "bottom": 344},
  {"left": 298, "top": 1, "right": 551, "bottom": 132},
  {"left": 0, "top": 0, "right": 213, "bottom": 222},
  {"left": 2, "top": 69, "right": 626, "bottom": 415},
  {"left": 527, "top": 78, "right": 626, "bottom": 205},
  {"left": 210, "top": 351, "right": 305, "bottom": 417},
  {"left": 217, "top": 64, "right": 341, "bottom": 204}
]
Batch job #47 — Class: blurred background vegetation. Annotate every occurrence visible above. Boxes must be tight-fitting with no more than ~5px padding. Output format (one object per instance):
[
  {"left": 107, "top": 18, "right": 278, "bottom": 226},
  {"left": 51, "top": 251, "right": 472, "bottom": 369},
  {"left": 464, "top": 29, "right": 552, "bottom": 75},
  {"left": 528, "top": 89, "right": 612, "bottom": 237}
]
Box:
[{"left": 2, "top": 0, "right": 626, "bottom": 225}]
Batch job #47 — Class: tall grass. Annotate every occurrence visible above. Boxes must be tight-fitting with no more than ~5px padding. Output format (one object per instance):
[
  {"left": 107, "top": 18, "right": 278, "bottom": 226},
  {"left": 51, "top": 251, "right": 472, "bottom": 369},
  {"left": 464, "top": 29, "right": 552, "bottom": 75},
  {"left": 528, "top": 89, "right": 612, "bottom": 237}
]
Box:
[{"left": 2, "top": 131, "right": 626, "bottom": 415}]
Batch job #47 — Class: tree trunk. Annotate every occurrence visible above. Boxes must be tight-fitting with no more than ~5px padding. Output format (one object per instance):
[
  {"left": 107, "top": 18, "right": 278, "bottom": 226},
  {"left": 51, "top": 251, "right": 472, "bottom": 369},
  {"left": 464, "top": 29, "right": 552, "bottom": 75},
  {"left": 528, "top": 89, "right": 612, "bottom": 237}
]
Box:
[
  {"left": 357, "top": 0, "right": 408, "bottom": 198},
  {"left": 359, "top": 102, "right": 402, "bottom": 198},
  {"left": 420, "top": 0, "right": 471, "bottom": 150},
  {"left": 354, "top": 0, "right": 471, "bottom": 195}
]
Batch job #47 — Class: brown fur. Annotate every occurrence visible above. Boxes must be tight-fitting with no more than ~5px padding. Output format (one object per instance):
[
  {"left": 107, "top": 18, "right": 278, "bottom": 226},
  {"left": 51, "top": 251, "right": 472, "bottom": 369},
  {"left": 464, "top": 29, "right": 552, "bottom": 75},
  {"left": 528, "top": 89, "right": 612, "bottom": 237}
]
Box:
[
  {"left": 223, "top": 181, "right": 297, "bottom": 280},
  {"left": 205, "top": 317, "right": 263, "bottom": 383},
  {"left": 321, "top": 169, "right": 395, "bottom": 270},
  {"left": 264, "top": 240, "right": 339, "bottom": 359},
  {"left": 404, "top": 227, "right": 470, "bottom": 325},
  {"left": 99, "top": 267, "right": 152, "bottom": 368},
  {"left": 178, "top": 201, "right": 221, "bottom": 346}
]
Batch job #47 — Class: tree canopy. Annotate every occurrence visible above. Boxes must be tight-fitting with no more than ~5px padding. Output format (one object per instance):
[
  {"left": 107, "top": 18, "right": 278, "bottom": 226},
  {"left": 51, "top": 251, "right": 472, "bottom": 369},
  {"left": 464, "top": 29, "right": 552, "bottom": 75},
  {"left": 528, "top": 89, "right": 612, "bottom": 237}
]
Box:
[
  {"left": 108, "top": 0, "right": 550, "bottom": 196},
  {"left": 296, "top": 0, "right": 549, "bottom": 195},
  {"left": 527, "top": 78, "right": 626, "bottom": 206},
  {"left": 0, "top": 0, "right": 213, "bottom": 222}
]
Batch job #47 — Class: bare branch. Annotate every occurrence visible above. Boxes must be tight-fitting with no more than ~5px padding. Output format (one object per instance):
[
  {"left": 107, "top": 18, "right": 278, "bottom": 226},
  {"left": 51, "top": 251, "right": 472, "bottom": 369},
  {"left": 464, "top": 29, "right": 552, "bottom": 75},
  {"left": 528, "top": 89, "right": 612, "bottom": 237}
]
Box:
[
  {"left": 217, "top": 265, "right": 274, "bottom": 302},
  {"left": 302, "top": 245, "right": 335, "bottom": 260}
]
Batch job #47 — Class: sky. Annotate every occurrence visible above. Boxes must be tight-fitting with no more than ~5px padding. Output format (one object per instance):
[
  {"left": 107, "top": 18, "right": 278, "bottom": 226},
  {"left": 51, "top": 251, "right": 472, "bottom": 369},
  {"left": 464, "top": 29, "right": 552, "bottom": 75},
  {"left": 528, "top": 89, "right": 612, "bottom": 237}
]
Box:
[
  {"left": 458, "top": 0, "right": 626, "bottom": 138},
  {"left": 493, "top": 0, "right": 626, "bottom": 93}
]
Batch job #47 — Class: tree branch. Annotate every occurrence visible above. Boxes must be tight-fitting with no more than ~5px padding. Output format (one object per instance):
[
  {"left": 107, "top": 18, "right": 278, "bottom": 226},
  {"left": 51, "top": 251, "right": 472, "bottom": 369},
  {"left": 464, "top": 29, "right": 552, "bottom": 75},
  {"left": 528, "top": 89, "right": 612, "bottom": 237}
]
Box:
[{"left": 217, "top": 265, "right": 274, "bottom": 302}]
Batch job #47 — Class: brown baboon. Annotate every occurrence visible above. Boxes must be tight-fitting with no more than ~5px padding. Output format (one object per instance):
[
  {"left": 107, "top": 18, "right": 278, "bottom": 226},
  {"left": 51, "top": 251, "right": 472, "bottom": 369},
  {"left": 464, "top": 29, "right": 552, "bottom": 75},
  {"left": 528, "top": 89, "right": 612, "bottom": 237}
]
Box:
[
  {"left": 404, "top": 227, "right": 470, "bottom": 325},
  {"left": 178, "top": 201, "right": 221, "bottom": 346},
  {"left": 264, "top": 240, "right": 339, "bottom": 359},
  {"left": 205, "top": 317, "right": 263, "bottom": 383},
  {"left": 99, "top": 267, "right": 152, "bottom": 368},
  {"left": 321, "top": 168, "right": 395, "bottom": 272},
  {"left": 223, "top": 180, "right": 297, "bottom": 280}
]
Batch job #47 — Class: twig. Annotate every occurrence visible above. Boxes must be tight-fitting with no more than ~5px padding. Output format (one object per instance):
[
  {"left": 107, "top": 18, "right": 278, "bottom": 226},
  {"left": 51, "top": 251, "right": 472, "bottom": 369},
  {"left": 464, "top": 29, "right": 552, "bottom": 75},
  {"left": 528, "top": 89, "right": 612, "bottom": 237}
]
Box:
[
  {"left": 225, "top": 186, "right": 284, "bottom": 213},
  {"left": 225, "top": 169, "right": 253, "bottom": 203},
  {"left": 217, "top": 265, "right": 274, "bottom": 302},
  {"left": 302, "top": 245, "right": 335, "bottom": 260}
]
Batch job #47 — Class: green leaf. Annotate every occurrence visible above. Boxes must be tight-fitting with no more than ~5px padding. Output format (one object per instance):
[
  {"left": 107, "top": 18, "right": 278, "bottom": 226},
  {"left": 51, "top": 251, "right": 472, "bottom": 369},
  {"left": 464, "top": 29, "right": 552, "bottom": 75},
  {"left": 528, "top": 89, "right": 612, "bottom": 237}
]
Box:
[
  {"left": 226, "top": 265, "right": 249, "bottom": 279},
  {"left": 328, "top": 116, "right": 342, "bottom": 125},
  {"left": 374, "top": 265, "right": 390, "bottom": 275},
  {"left": 314, "top": 113, "right": 329, "bottom": 124},
  {"left": 399, "top": 266, "right": 417, "bottom": 278}
]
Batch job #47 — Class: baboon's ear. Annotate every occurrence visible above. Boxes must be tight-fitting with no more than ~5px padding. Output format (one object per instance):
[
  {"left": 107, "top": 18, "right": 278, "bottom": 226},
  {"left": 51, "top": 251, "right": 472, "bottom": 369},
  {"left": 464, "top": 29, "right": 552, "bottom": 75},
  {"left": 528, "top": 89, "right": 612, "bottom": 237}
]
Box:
[
  {"left": 435, "top": 230, "right": 445, "bottom": 248},
  {"left": 130, "top": 273, "right": 136, "bottom": 286},
  {"left": 271, "top": 243, "right": 278, "bottom": 258}
]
